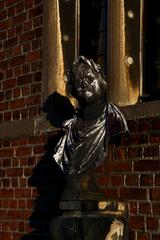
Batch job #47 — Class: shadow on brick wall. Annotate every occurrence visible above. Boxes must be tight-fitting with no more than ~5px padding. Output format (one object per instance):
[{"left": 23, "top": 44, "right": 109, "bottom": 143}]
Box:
[
  {"left": 21, "top": 92, "right": 75, "bottom": 240},
  {"left": 21, "top": 133, "right": 66, "bottom": 240}
]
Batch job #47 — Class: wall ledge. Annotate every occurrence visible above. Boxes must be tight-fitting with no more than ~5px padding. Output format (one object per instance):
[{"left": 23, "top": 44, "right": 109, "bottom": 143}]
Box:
[{"left": 121, "top": 100, "right": 160, "bottom": 119}]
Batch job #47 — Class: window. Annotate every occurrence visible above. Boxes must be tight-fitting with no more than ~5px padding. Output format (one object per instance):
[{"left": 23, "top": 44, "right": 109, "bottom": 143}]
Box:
[{"left": 43, "top": 0, "right": 160, "bottom": 108}]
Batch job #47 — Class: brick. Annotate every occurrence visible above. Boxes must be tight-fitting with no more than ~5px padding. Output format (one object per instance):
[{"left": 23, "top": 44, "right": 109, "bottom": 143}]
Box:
[
  {"left": 35, "top": 27, "right": 42, "bottom": 38},
  {"left": 28, "top": 135, "right": 37, "bottom": 144},
  {"left": 22, "top": 85, "right": 31, "bottom": 96},
  {"left": 2, "top": 158, "right": 11, "bottom": 167},
  {"left": 127, "top": 119, "right": 138, "bottom": 132},
  {"left": 0, "top": 189, "right": 14, "bottom": 198},
  {"left": 0, "top": 232, "right": 12, "bottom": 240},
  {"left": 150, "top": 189, "right": 160, "bottom": 201},
  {"left": 129, "top": 202, "right": 138, "bottom": 215},
  {"left": 26, "top": 95, "right": 41, "bottom": 106},
  {"left": 16, "top": 2, "right": 24, "bottom": 13},
  {"left": 134, "top": 160, "right": 160, "bottom": 172},
  {"left": 3, "top": 139, "right": 10, "bottom": 147},
  {"left": 34, "top": 71, "right": 41, "bottom": 81},
  {"left": 140, "top": 175, "right": 153, "bottom": 186},
  {"left": 0, "top": 91, "right": 4, "bottom": 101},
  {"left": 0, "top": 169, "right": 5, "bottom": 177},
  {"left": 3, "top": 79, "right": 16, "bottom": 89},
  {"left": 107, "top": 162, "right": 132, "bottom": 172},
  {"left": 10, "top": 55, "right": 25, "bottom": 67},
  {"left": 20, "top": 108, "right": 28, "bottom": 118},
  {"left": 152, "top": 234, "right": 160, "bottom": 240},
  {"left": 17, "top": 74, "right": 33, "bottom": 85},
  {"left": 2, "top": 179, "right": 10, "bottom": 188},
  {"left": 12, "top": 12, "right": 27, "bottom": 25},
  {"left": 7, "top": 28, "right": 16, "bottom": 38},
  {"left": 120, "top": 188, "right": 147, "bottom": 200},
  {"left": 23, "top": 42, "right": 31, "bottom": 52},
  {"left": 147, "top": 217, "right": 158, "bottom": 231},
  {"left": 29, "top": 5, "right": 43, "bottom": 19},
  {"left": 14, "top": 66, "right": 23, "bottom": 77},
  {"left": 19, "top": 31, "right": 34, "bottom": 43},
  {"left": 0, "top": 60, "right": 9, "bottom": 70},
  {"left": 0, "top": 71, "right": 4, "bottom": 80},
  {"left": 23, "top": 64, "right": 31, "bottom": 74},
  {"left": 155, "top": 175, "right": 160, "bottom": 186},
  {"left": 32, "top": 39, "right": 41, "bottom": 49},
  {"left": 0, "top": 50, "right": 5, "bottom": 60},
  {"left": 0, "top": 1, "right": 4, "bottom": 9},
  {"left": 0, "top": 19, "right": 10, "bottom": 30},
  {"left": 7, "top": 210, "right": 21, "bottom": 219},
  {"left": 138, "top": 118, "right": 152, "bottom": 132},
  {"left": 19, "top": 199, "right": 27, "bottom": 208},
  {"left": 104, "top": 188, "right": 118, "bottom": 200},
  {"left": 151, "top": 117, "right": 160, "bottom": 130},
  {"left": 4, "top": 112, "right": 12, "bottom": 121},
  {"left": 19, "top": 178, "right": 27, "bottom": 187},
  {"left": 125, "top": 175, "right": 138, "bottom": 186},
  {"left": 6, "top": 69, "right": 13, "bottom": 79},
  {"left": 3, "top": 37, "right": 18, "bottom": 48},
  {"left": 25, "top": 0, "right": 33, "bottom": 9},
  {"left": 16, "top": 147, "right": 32, "bottom": 156},
  {"left": 29, "top": 106, "right": 37, "bottom": 117},
  {"left": 14, "top": 46, "right": 22, "bottom": 55},
  {"left": 139, "top": 202, "right": 151, "bottom": 214},
  {"left": 16, "top": 24, "right": 22, "bottom": 34},
  {"left": 15, "top": 188, "right": 31, "bottom": 198},
  {"left": 153, "top": 203, "right": 160, "bottom": 215},
  {"left": 23, "top": 20, "right": 32, "bottom": 32},
  {"left": 32, "top": 61, "right": 41, "bottom": 71},
  {"left": 13, "top": 88, "right": 21, "bottom": 98},
  {"left": 150, "top": 132, "right": 160, "bottom": 143},
  {"left": 114, "top": 147, "right": 126, "bottom": 160},
  {"left": 137, "top": 232, "right": 150, "bottom": 240},
  {"left": 0, "top": 31, "right": 7, "bottom": 40},
  {"left": 8, "top": 6, "right": 16, "bottom": 17},
  {"left": 31, "top": 83, "right": 41, "bottom": 94},
  {"left": 127, "top": 147, "right": 142, "bottom": 158},
  {"left": 97, "top": 175, "right": 108, "bottom": 186},
  {"left": 7, "top": 168, "right": 23, "bottom": 177},
  {"left": 13, "top": 110, "right": 20, "bottom": 120},
  {"left": 0, "top": 102, "right": 9, "bottom": 111},
  {"left": 26, "top": 50, "right": 41, "bottom": 62},
  {"left": 24, "top": 168, "right": 32, "bottom": 177},
  {"left": 10, "top": 99, "right": 25, "bottom": 109},
  {"left": 6, "top": 0, "right": 18, "bottom": 7},
  {"left": 0, "top": 10, "right": 7, "bottom": 21},
  {"left": 5, "top": 90, "right": 12, "bottom": 100},
  {"left": 33, "top": 16, "right": 42, "bottom": 28},
  {"left": 111, "top": 175, "right": 123, "bottom": 186},
  {"left": 129, "top": 216, "right": 144, "bottom": 230},
  {"left": 11, "top": 178, "right": 19, "bottom": 187},
  {"left": 143, "top": 146, "right": 159, "bottom": 158}
]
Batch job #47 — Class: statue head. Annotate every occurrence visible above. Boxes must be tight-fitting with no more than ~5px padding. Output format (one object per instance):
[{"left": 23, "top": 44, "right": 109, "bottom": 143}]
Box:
[{"left": 67, "top": 56, "right": 107, "bottom": 105}]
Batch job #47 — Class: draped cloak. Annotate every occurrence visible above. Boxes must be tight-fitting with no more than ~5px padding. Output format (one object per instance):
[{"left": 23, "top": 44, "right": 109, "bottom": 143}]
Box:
[{"left": 53, "top": 102, "right": 128, "bottom": 174}]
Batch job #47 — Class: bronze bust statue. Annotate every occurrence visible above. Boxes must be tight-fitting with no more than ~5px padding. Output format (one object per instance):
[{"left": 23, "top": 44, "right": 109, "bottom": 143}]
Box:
[{"left": 53, "top": 56, "right": 128, "bottom": 174}]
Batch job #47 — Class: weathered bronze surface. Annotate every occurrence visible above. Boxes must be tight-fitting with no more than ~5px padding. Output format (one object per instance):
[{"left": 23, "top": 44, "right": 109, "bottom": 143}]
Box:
[{"left": 53, "top": 56, "right": 128, "bottom": 174}]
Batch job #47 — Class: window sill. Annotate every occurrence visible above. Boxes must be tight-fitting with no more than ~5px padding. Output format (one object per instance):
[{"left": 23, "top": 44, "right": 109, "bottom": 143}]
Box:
[{"left": 121, "top": 100, "right": 160, "bottom": 119}]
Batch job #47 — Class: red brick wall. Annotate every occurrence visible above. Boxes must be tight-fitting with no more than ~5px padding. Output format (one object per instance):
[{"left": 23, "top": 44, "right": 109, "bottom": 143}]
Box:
[
  {"left": 0, "top": 0, "right": 42, "bottom": 123},
  {"left": 0, "top": 1, "right": 160, "bottom": 240},
  {"left": 92, "top": 117, "right": 160, "bottom": 240}
]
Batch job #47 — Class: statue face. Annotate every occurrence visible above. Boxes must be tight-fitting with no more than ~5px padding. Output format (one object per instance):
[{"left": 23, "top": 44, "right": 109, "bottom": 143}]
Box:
[{"left": 73, "top": 63, "right": 102, "bottom": 104}]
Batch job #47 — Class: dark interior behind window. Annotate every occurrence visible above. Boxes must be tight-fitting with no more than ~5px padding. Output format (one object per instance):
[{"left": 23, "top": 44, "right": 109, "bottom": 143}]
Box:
[{"left": 143, "top": 0, "right": 160, "bottom": 101}]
